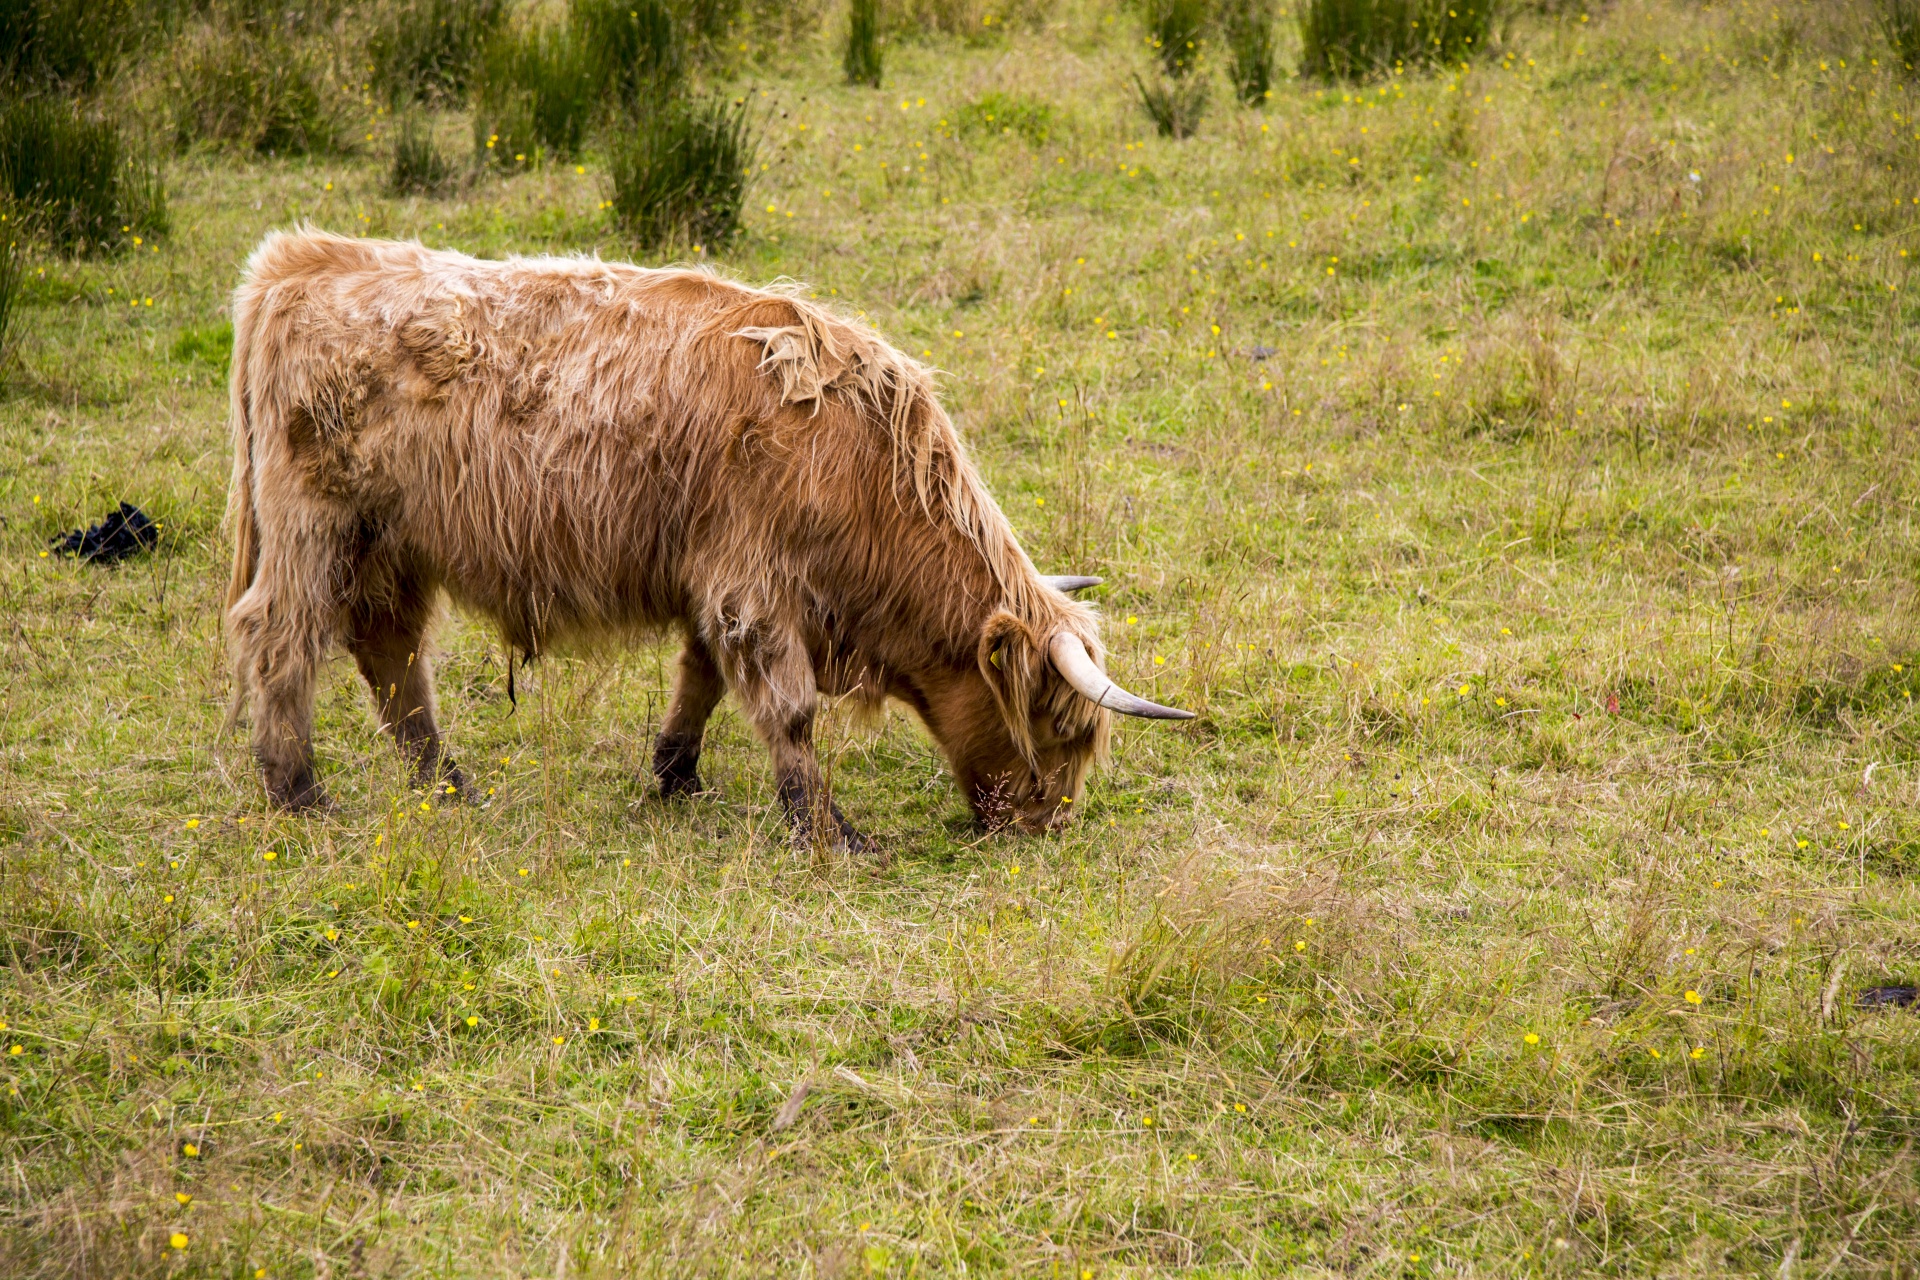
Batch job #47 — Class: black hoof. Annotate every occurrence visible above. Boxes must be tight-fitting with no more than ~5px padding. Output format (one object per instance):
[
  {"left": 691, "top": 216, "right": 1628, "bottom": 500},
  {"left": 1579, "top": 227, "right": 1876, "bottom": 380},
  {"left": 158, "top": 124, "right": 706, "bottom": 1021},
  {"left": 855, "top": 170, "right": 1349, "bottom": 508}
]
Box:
[
  {"left": 658, "top": 769, "right": 705, "bottom": 800},
  {"left": 839, "top": 825, "right": 887, "bottom": 862},
  {"left": 653, "top": 735, "right": 704, "bottom": 799},
  {"left": 269, "top": 775, "right": 335, "bottom": 814},
  {"left": 788, "top": 808, "right": 885, "bottom": 861}
]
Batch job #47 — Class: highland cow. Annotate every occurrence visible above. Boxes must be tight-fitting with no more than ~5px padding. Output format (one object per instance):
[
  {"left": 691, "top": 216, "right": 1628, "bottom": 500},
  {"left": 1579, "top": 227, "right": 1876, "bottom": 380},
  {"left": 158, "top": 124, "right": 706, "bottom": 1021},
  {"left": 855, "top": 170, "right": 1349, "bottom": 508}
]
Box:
[{"left": 223, "top": 229, "right": 1189, "bottom": 848}]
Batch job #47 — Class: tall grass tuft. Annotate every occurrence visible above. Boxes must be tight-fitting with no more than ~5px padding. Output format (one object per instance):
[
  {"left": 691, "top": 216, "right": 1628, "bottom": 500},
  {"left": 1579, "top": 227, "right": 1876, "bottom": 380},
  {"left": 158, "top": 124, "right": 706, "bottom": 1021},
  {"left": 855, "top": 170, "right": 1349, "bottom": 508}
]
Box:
[
  {"left": 1135, "top": 71, "right": 1207, "bottom": 138},
  {"left": 844, "top": 0, "right": 882, "bottom": 87},
  {"left": 1221, "top": 0, "right": 1274, "bottom": 104},
  {"left": 573, "top": 0, "right": 682, "bottom": 107},
  {"left": 0, "top": 98, "right": 166, "bottom": 256},
  {"left": 1881, "top": 0, "right": 1920, "bottom": 73},
  {"left": 387, "top": 114, "right": 453, "bottom": 195},
  {"left": 0, "top": 0, "right": 154, "bottom": 91},
  {"left": 473, "top": 19, "right": 596, "bottom": 164},
  {"left": 606, "top": 94, "right": 755, "bottom": 250},
  {"left": 1144, "top": 0, "right": 1209, "bottom": 77},
  {"left": 1088, "top": 852, "right": 1341, "bottom": 1048},
  {"left": 1299, "top": 0, "right": 1495, "bottom": 80},
  {"left": 171, "top": 24, "right": 353, "bottom": 156},
  {"left": 369, "top": 0, "right": 507, "bottom": 104}
]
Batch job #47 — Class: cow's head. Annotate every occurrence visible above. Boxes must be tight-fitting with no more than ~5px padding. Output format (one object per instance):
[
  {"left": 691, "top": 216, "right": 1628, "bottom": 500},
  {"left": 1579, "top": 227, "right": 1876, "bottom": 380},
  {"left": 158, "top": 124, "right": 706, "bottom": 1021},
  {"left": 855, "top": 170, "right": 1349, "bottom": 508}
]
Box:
[{"left": 919, "top": 577, "right": 1193, "bottom": 833}]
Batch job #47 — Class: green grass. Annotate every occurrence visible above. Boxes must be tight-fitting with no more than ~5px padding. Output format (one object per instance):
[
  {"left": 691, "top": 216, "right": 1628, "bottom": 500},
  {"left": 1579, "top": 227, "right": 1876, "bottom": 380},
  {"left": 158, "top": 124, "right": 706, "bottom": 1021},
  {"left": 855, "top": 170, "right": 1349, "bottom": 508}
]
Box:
[{"left": 6, "top": 0, "right": 1920, "bottom": 1275}]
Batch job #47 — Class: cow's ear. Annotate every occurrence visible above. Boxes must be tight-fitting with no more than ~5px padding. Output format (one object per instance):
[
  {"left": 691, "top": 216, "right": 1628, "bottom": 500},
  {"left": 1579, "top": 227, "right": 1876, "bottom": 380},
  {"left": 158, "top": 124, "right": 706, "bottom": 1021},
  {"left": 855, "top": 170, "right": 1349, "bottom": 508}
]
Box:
[
  {"left": 977, "top": 609, "right": 1035, "bottom": 684},
  {"left": 976, "top": 610, "right": 1040, "bottom": 756}
]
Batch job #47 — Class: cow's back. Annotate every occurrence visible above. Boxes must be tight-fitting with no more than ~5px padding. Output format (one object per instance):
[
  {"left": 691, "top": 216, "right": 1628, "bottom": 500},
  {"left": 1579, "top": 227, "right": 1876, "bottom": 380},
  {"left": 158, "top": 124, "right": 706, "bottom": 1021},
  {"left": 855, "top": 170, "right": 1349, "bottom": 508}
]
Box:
[{"left": 235, "top": 228, "right": 820, "bottom": 652}]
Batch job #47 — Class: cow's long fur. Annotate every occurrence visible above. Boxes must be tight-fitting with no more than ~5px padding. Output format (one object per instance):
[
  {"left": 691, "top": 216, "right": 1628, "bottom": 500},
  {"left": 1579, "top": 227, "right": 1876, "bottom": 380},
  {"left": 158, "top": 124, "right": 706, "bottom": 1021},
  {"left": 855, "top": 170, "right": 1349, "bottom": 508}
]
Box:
[{"left": 224, "top": 228, "right": 1110, "bottom": 836}]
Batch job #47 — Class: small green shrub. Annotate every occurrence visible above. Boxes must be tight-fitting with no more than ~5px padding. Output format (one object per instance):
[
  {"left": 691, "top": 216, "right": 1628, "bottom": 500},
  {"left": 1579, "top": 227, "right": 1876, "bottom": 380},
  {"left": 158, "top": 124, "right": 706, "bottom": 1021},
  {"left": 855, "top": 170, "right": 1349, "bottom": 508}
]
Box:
[
  {"left": 0, "top": 98, "right": 166, "bottom": 256},
  {"left": 953, "top": 91, "right": 1055, "bottom": 146},
  {"left": 1221, "top": 0, "right": 1274, "bottom": 104},
  {"left": 1135, "top": 71, "right": 1206, "bottom": 138},
  {"left": 369, "top": 0, "right": 507, "bottom": 104},
  {"left": 573, "top": 0, "right": 682, "bottom": 107},
  {"left": 473, "top": 20, "right": 596, "bottom": 163},
  {"left": 844, "top": 0, "right": 882, "bottom": 86},
  {"left": 606, "top": 94, "right": 756, "bottom": 249},
  {"left": 1144, "top": 0, "right": 1209, "bottom": 77},
  {"left": 1299, "top": 0, "right": 1495, "bottom": 79},
  {"left": 1881, "top": 0, "right": 1920, "bottom": 73},
  {"left": 171, "top": 24, "right": 353, "bottom": 156},
  {"left": 387, "top": 114, "right": 453, "bottom": 195}
]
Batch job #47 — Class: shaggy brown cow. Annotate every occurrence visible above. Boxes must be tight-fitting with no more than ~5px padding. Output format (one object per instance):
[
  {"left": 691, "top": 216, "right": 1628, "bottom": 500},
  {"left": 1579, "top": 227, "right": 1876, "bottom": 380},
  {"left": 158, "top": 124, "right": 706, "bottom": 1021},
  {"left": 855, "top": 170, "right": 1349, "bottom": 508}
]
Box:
[{"left": 224, "top": 228, "right": 1189, "bottom": 847}]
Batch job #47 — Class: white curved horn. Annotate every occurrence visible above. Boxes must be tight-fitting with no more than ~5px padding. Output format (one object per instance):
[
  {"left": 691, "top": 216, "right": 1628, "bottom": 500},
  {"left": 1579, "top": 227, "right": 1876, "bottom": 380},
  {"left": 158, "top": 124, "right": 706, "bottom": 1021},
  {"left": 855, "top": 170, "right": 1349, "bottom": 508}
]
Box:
[
  {"left": 1048, "top": 633, "right": 1197, "bottom": 720},
  {"left": 1040, "top": 574, "right": 1103, "bottom": 594}
]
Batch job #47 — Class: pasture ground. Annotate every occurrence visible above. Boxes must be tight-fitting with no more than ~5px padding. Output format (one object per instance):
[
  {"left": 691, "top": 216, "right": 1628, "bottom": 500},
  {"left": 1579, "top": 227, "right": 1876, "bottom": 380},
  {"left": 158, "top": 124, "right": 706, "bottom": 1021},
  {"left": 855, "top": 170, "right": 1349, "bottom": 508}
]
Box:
[{"left": 4, "top": 1, "right": 1920, "bottom": 1274}]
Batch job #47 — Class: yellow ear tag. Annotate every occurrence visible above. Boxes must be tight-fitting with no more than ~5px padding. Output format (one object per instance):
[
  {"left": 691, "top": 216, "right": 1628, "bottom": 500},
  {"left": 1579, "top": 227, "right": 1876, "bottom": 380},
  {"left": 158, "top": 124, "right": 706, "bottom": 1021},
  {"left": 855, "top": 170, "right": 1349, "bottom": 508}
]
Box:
[{"left": 989, "top": 648, "right": 1003, "bottom": 669}]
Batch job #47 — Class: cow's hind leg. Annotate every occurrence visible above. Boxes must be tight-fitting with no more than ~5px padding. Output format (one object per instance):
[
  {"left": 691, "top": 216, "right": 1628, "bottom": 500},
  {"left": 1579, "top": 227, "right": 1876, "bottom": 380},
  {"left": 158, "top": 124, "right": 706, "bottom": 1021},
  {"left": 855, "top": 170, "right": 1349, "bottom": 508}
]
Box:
[
  {"left": 717, "top": 627, "right": 877, "bottom": 857},
  {"left": 653, "top": 635, "right": 725, "bottom": 798},
  {"left": 345, "top": 567, "right": 468, "bottom": 798},
  {"left": 228, "top": 527, "right": 344, "bottom": 811}
]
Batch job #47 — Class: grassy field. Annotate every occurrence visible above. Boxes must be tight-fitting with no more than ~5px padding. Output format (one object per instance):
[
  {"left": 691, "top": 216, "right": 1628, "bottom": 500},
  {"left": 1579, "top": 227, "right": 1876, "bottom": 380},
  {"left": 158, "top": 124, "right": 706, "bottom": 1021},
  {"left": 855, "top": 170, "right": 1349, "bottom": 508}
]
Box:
[{"left": 5, "top": 0, "right": 1920, "bottom": 1275}]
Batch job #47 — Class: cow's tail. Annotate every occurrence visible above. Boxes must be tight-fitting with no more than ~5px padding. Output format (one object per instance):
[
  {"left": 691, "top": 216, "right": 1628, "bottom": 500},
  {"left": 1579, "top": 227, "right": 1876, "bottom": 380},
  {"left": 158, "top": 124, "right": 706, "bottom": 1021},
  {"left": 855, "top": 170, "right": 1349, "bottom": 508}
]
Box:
[{"left": 221, "top": 283, "right": 260, "bottom": 735}]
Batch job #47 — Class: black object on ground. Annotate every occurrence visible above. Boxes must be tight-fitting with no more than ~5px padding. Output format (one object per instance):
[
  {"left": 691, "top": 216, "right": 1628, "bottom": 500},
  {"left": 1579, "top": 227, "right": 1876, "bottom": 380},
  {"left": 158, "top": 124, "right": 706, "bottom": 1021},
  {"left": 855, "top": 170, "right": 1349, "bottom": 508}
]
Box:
[
  {"left": 1856, "top": 986, "right": 1917, "bottom": 1010},
  {"left": 50, "top": 502, "right": 158, "bottom": 563}
]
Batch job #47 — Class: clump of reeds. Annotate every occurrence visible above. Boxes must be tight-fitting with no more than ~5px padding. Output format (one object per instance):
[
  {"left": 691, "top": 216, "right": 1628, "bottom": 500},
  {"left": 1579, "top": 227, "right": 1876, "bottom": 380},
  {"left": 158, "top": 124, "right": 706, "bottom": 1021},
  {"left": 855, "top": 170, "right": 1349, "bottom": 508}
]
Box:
[
  {"left": 844, "top": 0, "right": 883, "bottom": 87},
  {"left": 1299, "top": 0, "right": 1495, "bottom": 80},
  {"left": 1880, "top": 0, "right": 1920, "bottom": 74},
  {"left": 1221, "top": 0, "right": 1274, "bottom": 104},
  {"left": 1144, "top": 0, "right": 1209, "bottom": 77},
  {"left": 369, "top": 0, "right": 507, "bottom": 104},
  {"left": 0, "top": 98, "right": 166, "bottom": 256},
  {"left": 386, "top": 113, "right": 453, "bottom": 195},
  {"left": 472, "top": 18, "right": 595, "bottom": 165},
  {"left": 1136, "top": 71, "right": 1207, "bottom": 138},
  {"left": 605, "top": 93, "right": 755, "bottom": 250},
  {"left": 170, "top": 22, "right": 353, "bottom": 156},
  {"left": 574, "top": 0, "right": 682, "bottom": 107}
]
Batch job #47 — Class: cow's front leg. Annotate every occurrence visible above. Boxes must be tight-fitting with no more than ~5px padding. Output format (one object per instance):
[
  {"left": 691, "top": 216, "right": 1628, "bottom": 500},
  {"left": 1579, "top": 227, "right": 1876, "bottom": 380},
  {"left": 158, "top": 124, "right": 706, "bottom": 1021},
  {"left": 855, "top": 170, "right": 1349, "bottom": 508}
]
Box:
[
  {"left": 653, "top": 634, "right": 725, "bottom": 798},
  {"left": 722, "top": 628, "right": 877, "bottom": 856},
  {"left": 768, "top": 711, "right": 877, "bottom": 856}
]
